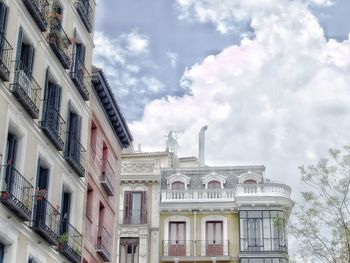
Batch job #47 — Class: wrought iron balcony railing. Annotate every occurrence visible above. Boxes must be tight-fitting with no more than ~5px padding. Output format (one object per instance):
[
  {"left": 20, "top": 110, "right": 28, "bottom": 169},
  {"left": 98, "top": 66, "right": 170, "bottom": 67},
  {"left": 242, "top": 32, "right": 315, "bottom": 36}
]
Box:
[
  {"left": 100, "top": 159, "right": 115, "bottom": 196},
  {"left": 10, "top": 62, "right": 41, "bottom": 119},
  {"left": 39, "top": 101, "right": 66, "bottom": 151},
  {"left": 119, "top": 209, "right": 147, "bottom": 225},
  {"left": 32, "top": 196, "right": 60, "bottom": 245},
  {"left": 46, "top": 16, "right": 72, "bottom": 69},
  {"left": 65, "top": 134, "right": 86, "bottom": 177},
  {"left": 74, "top": 0, "right": 93, "bottom": 33},
  {"left": 70, "top": 54, "right": 90, "bottom": 100},
  {"left": 96, "top": 226, "right": 112, "bottom": 262},
  {"left": 0, "top": 165, "right": 34, "bottom": 221},
  {"left": 161, "top": 240, "right": 230, "bottom": 258},
  {"left": 0, "top": 32, "right": 13, "bottom": 82},
  {"left": 58, "top": 221, "right": 83, "bottom": 263},
  {"left": 22, "top": 0, "right": 49, "bottom": 31},
  {"left": 240, "top": 237, "right": 287, "bottom": 252}
]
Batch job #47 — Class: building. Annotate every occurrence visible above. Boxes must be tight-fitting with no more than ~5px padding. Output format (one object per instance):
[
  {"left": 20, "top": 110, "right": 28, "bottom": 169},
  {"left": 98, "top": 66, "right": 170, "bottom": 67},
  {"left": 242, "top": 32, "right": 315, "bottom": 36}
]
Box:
[
  {"left": 0, "top": 0, "right": 95, "bottom": 262},
  {"left": 120, "top": 133, "right": 293, "bottom": 263},
  {"left": 83, "top": 66, "right": 132, "bottom": 263}
]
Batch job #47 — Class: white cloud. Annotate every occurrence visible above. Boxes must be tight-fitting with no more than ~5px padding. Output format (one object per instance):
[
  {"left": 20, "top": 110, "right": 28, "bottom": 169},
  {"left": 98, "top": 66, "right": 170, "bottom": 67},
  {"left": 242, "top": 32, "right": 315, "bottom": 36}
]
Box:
[
  {"left": 126, "top": 31, "right": 150, "bottom": 55},
  {"left": 166, "top": 51, "right": 178, "bottom": 68}
]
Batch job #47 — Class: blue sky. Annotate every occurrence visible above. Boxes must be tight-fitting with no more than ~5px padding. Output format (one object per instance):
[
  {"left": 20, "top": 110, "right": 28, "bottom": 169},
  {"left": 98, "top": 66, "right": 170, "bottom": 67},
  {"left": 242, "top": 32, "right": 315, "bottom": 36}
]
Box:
[{"left": 94, "top": 0, "right": 350, "bottom": 121}]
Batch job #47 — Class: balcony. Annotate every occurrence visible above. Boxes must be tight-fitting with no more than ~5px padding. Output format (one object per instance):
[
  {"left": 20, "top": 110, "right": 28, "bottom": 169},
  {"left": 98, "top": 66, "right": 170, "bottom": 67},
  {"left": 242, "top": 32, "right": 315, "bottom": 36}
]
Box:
[
  {"left": 161, "top": 188, "right": 236, "bottom": 203},
  {"left": 32, "top": 196, "right": 60, "bottom": 245},
  {"left": 10, "top": 64, "right": 41, "bottom": 119},
  {"left": 0, "top": 165, "right": 34, "bottom": 221},
  {"left": 22, "top": 0, "right": 49, "bottom": 31},
  {"left": 74, "top": 0, "right": 93, "bottom": 33},
  {"left": 100, "top": 159, "right": 115, "bottom": 196},
  {"left": 119, "top": 209, "right": 147, "bottom": 225},
  {"left": 46, "top": 16, "right": 72, "bottom": 69},
  {"left": 70, "top": 54, "right": 90, "bottom": 100},
  {"left": 240, "top": 237, "right": 287, "bottom": 253},
  {"left": 39, "top": 102, "right": 66, "bottom": 151},
  {"left": 96, "top": 226, "right": 112, "bottom": 262},
  {"left": 65, "top": 134, "right": 86, "bottom": 177},
  {"left": 236, "top": 183, "right": 291, "bottom": 199},
  {"left": 161, "top": 240, "right": 230, "bottom": 261},
  {"left": 0, "top": 33, "right": 13, "bottom": 82},
  {"left": 58, "top": 222, "right": 82, "bottom": 263}
]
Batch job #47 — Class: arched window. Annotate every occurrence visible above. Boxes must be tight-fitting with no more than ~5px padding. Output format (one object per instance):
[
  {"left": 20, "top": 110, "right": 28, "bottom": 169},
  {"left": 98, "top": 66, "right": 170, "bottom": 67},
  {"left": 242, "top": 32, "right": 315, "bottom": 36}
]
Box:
[
  {"left": 243, "top": 179, "right": 257, "bottom": 184},
  {"left": 207, "top": 180, "right": 221, "bottom": 189},
  {"left": 171, "top": 181, "right": 185, "bottom": 190}
]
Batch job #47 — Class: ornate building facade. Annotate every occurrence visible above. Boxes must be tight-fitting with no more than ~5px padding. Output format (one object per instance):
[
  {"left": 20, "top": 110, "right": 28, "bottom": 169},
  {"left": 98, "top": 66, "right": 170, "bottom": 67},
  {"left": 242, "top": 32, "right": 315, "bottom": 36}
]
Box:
[{"left": 120, "top": 150, "right": 293, "bottom": 263}]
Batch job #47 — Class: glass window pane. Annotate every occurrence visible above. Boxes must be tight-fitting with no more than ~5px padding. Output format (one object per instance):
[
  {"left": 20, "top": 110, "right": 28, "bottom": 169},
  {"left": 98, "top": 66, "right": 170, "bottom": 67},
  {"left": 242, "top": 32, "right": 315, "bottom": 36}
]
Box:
[
  {"left": 240, "top": 219, "right": 248, "bottom": 238},
  {"left": 240, "top": 211, "right": 247, "bottom": 218},
  {"left": 248, "top": 211, "right": 262, "bottom": 218},
  {"left": 263, "top": 211, "right": 270, "bottom": 218},
  {"left": 207, "top": 222, "right": 214, "bottom": 243},
  {"left": 178, "top": 223, "right": 185, "bottom": 241},
  {"left": 215, "top": 222, "right": 222, "bottom": 241},
  {"left": 256, "top": 219, "right": 263, "bottom": 246},
  {"left": 132, "top": 193, "right": 141, "bottom": 210},
  {"left": 272, "top": 259, "right": 280, "bottom": 263}
]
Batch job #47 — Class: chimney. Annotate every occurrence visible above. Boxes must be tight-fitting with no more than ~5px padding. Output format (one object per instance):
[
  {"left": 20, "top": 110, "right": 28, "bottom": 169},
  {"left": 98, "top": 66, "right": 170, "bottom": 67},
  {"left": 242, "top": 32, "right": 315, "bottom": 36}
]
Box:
[{"left": 199, "top": 125, "right": 208, "bottom": 166}]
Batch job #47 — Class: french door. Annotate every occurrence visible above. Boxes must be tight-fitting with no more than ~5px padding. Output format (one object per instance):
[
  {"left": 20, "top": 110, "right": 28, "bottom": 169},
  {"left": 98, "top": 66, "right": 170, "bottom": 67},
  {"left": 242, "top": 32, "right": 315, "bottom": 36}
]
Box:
[
  {"left": 206, "top": 221, "right": 223, "bottom": 256},
  {"left": 169, "top": 222, "right": 186, "bottom": 256}
]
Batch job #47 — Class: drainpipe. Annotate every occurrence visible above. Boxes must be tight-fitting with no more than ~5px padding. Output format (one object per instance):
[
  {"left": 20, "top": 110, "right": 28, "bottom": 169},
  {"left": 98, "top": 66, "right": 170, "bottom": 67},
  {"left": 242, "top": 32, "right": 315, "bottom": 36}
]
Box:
[{"left": 192, "top": 209, "right": 199, "bottom": 256}]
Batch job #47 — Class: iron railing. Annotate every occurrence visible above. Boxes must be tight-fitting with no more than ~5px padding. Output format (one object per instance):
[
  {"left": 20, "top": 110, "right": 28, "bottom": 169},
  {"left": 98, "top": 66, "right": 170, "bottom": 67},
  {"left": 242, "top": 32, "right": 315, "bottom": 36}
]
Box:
[
  {"left": 161, "top": 240, "right": 230, "bottom": 257},
  {"left": 0, "top": 165, "right": 34, "bottom": 221},
  {"left": 100, "top": 159, "right": 115, "bottom": 196},
  {"left": 119, "top": 209, "right": 147, "bottom": 225},
  {"left": 65, "top": 134, "right": 86, "bottom": 177},
  {"left": 96, "top": 225, "right": 112, "bottom": 261},
  {"left": 46, "top": 16, "right": 72, "bottom": 69},
  {"left": 39, "top": 101, "right": 66, "bottom": 151},
  {"left": 10, "top": 62, "right": 41, "bottom": 119},
  {"left": 74, "top": 0, "right": 93, "bottom": 33},
  {"left": 32, "top": 196, "right": 60, "bottom": 245},
  {"left": 22, "top": 0, "right": 50, "bottom": 31},
  {"left": 0, "top": 32, "right": 13, "bottom": 82},
  {"left": 240, "top": 237, "right": 287, "bottom": 252},
  {"left": 70, "top": 54, "right": 90, "bottom": 100},
  {"left": 58, "top": 221, "right": 82, "bottom": 263}
]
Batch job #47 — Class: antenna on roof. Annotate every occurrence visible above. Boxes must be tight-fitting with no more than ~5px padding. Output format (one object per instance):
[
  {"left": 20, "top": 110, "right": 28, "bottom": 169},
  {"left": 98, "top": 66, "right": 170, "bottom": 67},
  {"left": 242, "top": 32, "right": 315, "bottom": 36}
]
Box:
[{"left": 165, "top": 130, "right": 183, "bottom": 153}]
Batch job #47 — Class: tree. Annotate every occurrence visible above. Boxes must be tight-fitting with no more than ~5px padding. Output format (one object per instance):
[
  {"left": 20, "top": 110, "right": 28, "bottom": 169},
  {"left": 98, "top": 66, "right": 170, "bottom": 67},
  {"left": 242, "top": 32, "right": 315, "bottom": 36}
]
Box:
[{"left": 291, "top": 146, "right": 350, "bottom": 263}]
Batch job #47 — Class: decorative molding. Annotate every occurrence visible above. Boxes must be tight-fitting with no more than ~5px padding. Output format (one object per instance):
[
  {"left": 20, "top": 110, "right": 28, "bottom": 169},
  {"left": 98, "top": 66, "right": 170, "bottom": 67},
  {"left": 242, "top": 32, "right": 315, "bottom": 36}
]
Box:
[
  {"left": 202, "top": 172, "right": 226, "bottom": 189},
  {"left": 237, "top": 171, "right": 262, "bottom": 183},
  {"left": 166, "top": 173, "right": 190, "bottom": 189}
]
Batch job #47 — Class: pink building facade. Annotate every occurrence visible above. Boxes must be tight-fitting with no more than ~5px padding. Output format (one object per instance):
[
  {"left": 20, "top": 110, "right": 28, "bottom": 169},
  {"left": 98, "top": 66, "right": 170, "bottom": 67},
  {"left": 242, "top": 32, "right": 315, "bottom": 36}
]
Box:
[{"left": 83, "top": 67, "right": 133, "bottom": 263}]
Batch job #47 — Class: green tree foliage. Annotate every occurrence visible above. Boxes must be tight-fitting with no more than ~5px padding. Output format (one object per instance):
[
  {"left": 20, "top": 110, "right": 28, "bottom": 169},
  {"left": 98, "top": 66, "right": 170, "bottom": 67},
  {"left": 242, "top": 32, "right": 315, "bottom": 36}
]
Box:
[{"left": 291, "top": 147, "right": 350, "bottom": 263}]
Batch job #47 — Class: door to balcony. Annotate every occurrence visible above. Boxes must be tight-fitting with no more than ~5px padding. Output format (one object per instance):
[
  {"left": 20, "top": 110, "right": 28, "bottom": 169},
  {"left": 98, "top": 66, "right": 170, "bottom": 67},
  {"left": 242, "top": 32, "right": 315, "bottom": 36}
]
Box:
[
  {"left": 206, "top": 221, "right": 223, "bottom": 256},
  {"left": 169, "top": 222, "right": 186, "bottom": 256},
  {"left": 123, "top": 191, "right": 146, "bottom": 224}
]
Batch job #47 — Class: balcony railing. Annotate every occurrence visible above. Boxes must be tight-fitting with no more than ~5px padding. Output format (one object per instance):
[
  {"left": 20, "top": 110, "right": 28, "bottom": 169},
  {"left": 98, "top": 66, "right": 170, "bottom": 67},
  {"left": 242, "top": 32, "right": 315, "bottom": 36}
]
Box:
[
  {"left": 240, "top": 237, "right": 287, "bottom": 252},
  {"left": 161, "top": 189, "right": 236, "bottom": 202},
  {"left": 32, "top": 196, "right": 60, "bottom": 245},
  {"left": 74, "top": 0, "right": 93, "bottom": 33},
  {"left": 39, "top": 102, "right": 66, "bottom": 151},
  {"left": 10, "top": 63, "right": 41, "bottom": 119},
  {"left": 65, "top": 134, "right": 86, "bottom": 177},
  {"left": 162, "top": 240, "right": 230, "bottom": 258},
  {"left": 0, "top": 165, "right": 34, "bottom": 221},
  {"left": 100, "top": 159, "right": 115, "bottom": 196},
  {"left": 119, "top": 209, "right": 147, "bottom": 225},
  {"left": 22, "top": 0, "right": 49, "bottom": 31},
  {"left": 236, "top": 183, "right": 291, "bottom": 199},
  {"left": 96, "top": 226, "right": 112, "bottom": 262},
  {"left": 70, "top": 54, "right": 90, "bottom": 100},
  {"left": 58, "top": 221, "right": 83, "bottom": 263},
  {"left": 0, "top": 33, "right": 13, "bottom": 82},
  {"left": 46, "top": 16, "right": 72, "bottom": 69}
]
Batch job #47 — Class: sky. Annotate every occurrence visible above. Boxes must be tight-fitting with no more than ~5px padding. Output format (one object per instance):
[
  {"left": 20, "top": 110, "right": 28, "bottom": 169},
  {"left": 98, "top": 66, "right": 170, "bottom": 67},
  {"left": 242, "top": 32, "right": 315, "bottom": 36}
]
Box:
[{"left": 93, "top": 0, "right": 350, "bottom": 259}]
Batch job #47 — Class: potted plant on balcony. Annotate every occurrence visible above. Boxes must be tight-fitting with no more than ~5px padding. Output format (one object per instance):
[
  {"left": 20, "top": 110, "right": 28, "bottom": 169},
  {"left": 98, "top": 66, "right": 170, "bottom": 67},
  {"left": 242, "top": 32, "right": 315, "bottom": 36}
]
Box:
[
  {"left": 58, "top": 232, "right": 69, "bottom": 250},
  {"left": 35, "top": 189, "right": 47, "bottom": 201}
]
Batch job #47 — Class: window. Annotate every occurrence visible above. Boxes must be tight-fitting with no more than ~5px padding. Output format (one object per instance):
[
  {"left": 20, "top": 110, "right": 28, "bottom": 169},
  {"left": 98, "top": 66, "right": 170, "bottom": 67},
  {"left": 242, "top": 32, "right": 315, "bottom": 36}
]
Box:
[
  {"left": 240, "top": 258, "right": 288, "bottom": 263},
  {"left": 240, "top": 211, "right": 287, "bottom": 252},
  {"left": 60, "top": 187, "right": 72, "bottom": 234},
  {"left": 207, "top": 180, "right": 221, "bottom": 189},
  {"left": 90, "top": 122, "right": 97, "bottom": 159},
  {"left": 123, "top": 191, "right": 146, "bottom": 224},
  {"left": 0, "top": 242, "right": 4, "bottom": 263},
  {"left": 206, "top": 221, "right": 223, "bottom": 256},
  {"left": 98, "top": 202, "right": 105, "bottom": 227},
  {"left": 86, "top": 184, "right": 93, "bottom": 220},
  {"left": 120, "top": 238, "right": 139, "bottom": 263},
  {"left": 15, "top": 28, "right": 35, "bottom": 77},
  {"left": 0, "top": 2, "right": 8, "bottom": 34},
  {"left": 171, "top": 181, "right": 185, "bottom": 190},
  {"left": 169, "top": 222, "right": 186, "bottom": 256}
]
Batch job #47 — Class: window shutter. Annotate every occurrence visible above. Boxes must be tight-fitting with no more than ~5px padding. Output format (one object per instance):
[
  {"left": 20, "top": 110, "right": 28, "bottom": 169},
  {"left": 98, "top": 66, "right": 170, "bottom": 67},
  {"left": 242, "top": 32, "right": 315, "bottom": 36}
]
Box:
[
  {"left": 42, "top": 69, "right": 50, "bottom": 120},
  {"left": 53, "top": 84, "right": 61, "bottom": 134},
  {"left": 27, "top": 45, "right": 35, "bottom": 77},
  {"left": 79, "top": 44, "right": 86, "bottom": 63},
  {"left": 54, "top": 84, "right": 61, "bottom": 112},
  {"left": 15, "top": 27, "right": 23, "bottom": 70}
]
